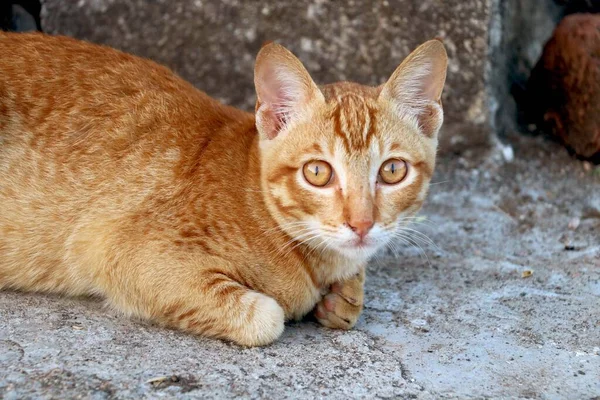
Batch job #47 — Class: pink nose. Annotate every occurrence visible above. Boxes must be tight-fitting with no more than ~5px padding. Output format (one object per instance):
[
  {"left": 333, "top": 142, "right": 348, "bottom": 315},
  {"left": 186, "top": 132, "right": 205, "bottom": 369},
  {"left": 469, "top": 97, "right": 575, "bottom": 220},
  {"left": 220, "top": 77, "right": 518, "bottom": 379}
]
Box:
[{"left": 347, "top": 219, "right": 374, "bottom": 240}]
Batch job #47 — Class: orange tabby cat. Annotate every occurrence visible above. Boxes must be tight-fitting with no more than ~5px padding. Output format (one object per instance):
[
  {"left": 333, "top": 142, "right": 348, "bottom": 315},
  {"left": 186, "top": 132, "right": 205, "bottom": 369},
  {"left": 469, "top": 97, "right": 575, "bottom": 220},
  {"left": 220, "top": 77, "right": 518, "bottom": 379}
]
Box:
[{"left": 0, "top": 32, "right": 447, "bottom": 346}]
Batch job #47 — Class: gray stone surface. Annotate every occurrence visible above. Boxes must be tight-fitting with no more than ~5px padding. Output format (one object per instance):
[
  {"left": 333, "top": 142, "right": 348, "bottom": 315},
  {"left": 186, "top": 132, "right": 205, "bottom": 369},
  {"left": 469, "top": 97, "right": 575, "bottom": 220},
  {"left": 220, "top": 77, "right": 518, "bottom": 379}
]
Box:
[
  {"left": 40, "top": 0, "right": 493, "bottom": 153},
  {"left": 2, "top": 134, "right": 599, "bottom": 399}
]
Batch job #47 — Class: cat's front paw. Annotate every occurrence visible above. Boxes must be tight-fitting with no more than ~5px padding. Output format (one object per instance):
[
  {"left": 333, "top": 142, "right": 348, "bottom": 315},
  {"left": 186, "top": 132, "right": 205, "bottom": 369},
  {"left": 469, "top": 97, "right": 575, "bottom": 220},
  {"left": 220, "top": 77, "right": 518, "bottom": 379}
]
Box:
[{"left": 314, "top": 276, "right": 364, "bottom": 330}]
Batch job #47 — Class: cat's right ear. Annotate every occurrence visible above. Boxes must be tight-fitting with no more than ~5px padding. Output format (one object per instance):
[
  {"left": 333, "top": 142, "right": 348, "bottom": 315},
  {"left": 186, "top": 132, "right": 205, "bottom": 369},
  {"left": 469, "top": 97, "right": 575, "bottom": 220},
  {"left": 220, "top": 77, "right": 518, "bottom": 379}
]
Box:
[
  {"left": 379, "top": 39, "right": 448, "bottom": 138},
  {"left": 254, "top": 43, "right": 324, "bottom": 140}
]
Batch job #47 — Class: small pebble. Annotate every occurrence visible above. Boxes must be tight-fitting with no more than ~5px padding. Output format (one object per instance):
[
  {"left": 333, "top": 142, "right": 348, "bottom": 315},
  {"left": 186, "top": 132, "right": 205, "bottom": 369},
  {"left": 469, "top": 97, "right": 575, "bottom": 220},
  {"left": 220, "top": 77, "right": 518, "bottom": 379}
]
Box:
[
  {"left": 559, "top": 232, "right": 573, "bottom": 245},
  {"left": 564, "top": 241, "right": 588, "bottom": 251},
  {"left": 568, "top": 217, "right": 580, "bottom": 230},
  {"left": 410, "top": 319, "right": 430, "bottom": 332},
  {"left": 521, "top": 270, "right": 533, "bottom": 278},
  {"left": 582, "top": 161, "right": 592, "bottom": 172},
  {"left": 501, "top": 145, "right": 514, "bottom": 163}
]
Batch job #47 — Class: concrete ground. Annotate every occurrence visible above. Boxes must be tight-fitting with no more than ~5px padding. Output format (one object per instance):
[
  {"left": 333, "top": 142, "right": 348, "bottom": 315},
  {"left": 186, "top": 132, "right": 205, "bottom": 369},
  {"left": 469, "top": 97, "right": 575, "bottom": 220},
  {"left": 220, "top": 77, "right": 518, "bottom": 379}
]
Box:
[{"left": 1, "top": 133, "right": 599, "bottom": 399}]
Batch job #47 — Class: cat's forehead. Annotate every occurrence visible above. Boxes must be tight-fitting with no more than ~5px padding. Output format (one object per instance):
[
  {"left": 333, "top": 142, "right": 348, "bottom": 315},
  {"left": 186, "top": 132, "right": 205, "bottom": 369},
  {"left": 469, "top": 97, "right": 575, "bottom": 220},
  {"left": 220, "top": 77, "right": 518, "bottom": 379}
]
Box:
[
  {"left": 319, "top": 82, "right": 383, "bottom": 154},
  {"left": 320, "top": 81, "right": 381, "bottom": 101}
]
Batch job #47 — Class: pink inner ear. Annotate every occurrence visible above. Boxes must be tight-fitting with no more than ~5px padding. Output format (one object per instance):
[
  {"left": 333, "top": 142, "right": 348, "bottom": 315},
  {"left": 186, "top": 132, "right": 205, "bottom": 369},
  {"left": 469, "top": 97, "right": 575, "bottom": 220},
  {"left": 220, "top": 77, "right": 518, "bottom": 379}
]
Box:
[
  {"left": 259, "top": 68, "right": 293, "bottom": 129},
  {"left": 255, "top": 47, "right": 323, "bottom": 140},
  {"left": 421, "top": 75, "right": 441, "bottom": 104},
  {"left": 273, "top": 86, "right": 291, "bottom": 125},
  {"left": 258, "top": 70, "right": 297, "bottom": 139},
  {"left": 261, "top": 106, "right": 284, "bottom": 140}
]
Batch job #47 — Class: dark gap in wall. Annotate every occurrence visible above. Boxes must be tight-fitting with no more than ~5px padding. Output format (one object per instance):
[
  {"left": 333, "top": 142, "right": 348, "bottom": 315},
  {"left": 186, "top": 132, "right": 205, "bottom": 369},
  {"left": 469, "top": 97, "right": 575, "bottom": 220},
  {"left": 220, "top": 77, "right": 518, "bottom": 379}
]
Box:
[
  {"left": 490, "top": 0, "right": 562, "bottom": 138},
  {"left": 0, "top": 0, "right": 42, "bottom": 32},
  {"left": 557, "top": 0, "right": 600, "bottom": 14},
  {"left": 492, "top": 0, "right": 600, "bottom": 139}
]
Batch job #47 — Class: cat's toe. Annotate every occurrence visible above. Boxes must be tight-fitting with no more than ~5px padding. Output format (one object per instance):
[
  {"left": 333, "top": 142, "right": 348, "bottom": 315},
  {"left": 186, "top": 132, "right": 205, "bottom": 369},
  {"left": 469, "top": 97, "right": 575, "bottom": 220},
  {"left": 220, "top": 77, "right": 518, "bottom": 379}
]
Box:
[{"left": 315, "top": 292, "right": 362, "bottom": 330}]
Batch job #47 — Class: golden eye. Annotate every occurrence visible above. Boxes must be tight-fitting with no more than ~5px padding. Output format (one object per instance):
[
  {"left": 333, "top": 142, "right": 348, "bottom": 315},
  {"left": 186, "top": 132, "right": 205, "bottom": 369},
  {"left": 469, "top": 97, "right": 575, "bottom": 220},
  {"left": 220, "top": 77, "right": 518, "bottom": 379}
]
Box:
[
  {"left": 379, "top": 158, "right": 408, "bottom": 184},
  {"left": 302, "top": 160, "right": 333, "bottom": 187}
]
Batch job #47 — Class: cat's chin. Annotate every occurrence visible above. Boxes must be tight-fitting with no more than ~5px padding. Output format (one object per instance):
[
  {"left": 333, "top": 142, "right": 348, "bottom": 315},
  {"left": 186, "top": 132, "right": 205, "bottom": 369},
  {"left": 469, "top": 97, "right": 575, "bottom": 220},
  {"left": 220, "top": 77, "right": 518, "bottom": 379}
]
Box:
[{"left": 335, "top": 242, "right": 380, "bottom": 261}]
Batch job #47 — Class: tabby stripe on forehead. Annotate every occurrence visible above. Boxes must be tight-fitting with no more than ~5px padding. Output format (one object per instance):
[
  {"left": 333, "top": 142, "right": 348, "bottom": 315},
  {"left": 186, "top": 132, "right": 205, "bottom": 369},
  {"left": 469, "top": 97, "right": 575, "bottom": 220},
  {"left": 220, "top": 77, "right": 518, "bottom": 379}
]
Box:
[
  {"left": 331, "top": 105, "right": 352, "bottom": 153},
  {"left": 364, "top": 104, "right": 377, "bottom": 148},
  {"left": 331, "top": 96, "right": 378, "bottom": 153}
]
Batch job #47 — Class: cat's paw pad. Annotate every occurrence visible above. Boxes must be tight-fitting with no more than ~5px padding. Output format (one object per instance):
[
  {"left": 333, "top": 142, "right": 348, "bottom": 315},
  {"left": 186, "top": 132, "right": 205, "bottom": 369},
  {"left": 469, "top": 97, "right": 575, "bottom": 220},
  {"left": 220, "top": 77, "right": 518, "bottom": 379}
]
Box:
[{"left": 314, "top": 291, "right": 362, "bottom": 330}]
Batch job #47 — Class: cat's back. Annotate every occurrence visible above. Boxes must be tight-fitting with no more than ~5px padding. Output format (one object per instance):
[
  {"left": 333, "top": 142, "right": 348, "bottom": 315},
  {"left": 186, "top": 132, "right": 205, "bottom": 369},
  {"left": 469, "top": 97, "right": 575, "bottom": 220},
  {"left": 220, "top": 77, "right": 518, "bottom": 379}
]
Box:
[
  {"left": 0, "top": 31, "right": 207, "bottom": 105},
  {"left": 0, "top": 31, "right": 192, "bottom": 120},
  {"left": 0, "top": 31, "right": 253, "bottom": 195},
  {"left": 0, "top": 32, "right": 257, "bottom": 294},
  {"left": 0, "top": 31, "right": 246, "bottom": 148},
  {"left": 0, "top": 31, "right": 256, "bottom": 221}
]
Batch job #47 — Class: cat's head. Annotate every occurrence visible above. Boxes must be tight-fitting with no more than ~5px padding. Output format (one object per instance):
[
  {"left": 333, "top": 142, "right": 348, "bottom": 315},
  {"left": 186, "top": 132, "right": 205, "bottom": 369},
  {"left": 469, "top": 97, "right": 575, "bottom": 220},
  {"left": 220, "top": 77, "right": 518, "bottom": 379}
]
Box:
[{"left": 254, "top": 40, "right": 447, "bottom": 262}]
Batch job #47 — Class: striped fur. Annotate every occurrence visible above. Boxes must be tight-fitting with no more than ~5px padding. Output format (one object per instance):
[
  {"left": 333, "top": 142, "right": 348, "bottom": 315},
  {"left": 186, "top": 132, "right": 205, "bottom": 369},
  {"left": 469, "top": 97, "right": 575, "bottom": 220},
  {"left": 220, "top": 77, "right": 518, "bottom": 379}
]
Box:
[{"left": 0, "top": 32, "right": 446, "bottom": 346}]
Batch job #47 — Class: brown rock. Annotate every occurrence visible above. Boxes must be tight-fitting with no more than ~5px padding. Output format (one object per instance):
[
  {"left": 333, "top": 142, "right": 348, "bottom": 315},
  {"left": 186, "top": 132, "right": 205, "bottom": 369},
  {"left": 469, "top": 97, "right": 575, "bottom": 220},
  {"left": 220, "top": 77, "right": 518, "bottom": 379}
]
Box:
[
  {"left": 40, "top": 0, "right": 494, "bottom": 154},
  {"left": 528, "top": 13, "right": 600, "bottom": 160}
]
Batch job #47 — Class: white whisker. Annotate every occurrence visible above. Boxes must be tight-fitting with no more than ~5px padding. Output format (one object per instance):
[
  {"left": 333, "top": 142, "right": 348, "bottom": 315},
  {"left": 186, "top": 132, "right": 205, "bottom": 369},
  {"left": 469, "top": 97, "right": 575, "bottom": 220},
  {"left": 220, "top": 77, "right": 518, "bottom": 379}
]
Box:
[
  {"left": 396, "top": 226, "right": 440, "bottom": 251},
  {"left": 392, "top": 231, "right": 431, "bottom": 267},
  {"left": 428, "top": 180, "right": 450, "bottom": 186}
]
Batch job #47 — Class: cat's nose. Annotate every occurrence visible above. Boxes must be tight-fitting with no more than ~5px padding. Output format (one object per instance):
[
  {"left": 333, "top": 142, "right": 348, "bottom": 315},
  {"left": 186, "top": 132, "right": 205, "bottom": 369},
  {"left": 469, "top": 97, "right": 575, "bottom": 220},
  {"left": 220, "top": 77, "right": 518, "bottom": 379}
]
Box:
[{"left": 347, "top": 219, "right": 374, "bottom": 240}]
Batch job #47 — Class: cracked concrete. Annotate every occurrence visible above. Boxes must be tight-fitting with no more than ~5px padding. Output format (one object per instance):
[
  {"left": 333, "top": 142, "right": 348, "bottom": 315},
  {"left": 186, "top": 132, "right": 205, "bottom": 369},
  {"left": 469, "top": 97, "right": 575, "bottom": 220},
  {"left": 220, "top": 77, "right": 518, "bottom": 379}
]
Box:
[{"left": 1, "top": 133, "right": 599, "bottom": 399}]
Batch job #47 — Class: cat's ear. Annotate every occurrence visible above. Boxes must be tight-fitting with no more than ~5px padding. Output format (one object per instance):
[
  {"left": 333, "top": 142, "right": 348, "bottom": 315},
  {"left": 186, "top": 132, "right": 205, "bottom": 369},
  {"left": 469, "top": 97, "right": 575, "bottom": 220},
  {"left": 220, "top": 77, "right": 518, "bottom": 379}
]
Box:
[
  {"left": 254, "top": 42, "right": 324, "bottom": 140},
  {"left": 379, "top": 39, "right": 448, "bottom": 138}
]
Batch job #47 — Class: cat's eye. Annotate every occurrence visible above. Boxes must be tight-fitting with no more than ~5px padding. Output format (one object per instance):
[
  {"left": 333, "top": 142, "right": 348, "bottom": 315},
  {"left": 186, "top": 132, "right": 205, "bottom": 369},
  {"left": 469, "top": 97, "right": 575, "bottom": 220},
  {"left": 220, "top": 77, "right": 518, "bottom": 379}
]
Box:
[
  {"left": 379, "top": 158, "right": 408, "bottom": 184},
  {"left": 303, "top": 160, "right": 333, "bottom": 187}
]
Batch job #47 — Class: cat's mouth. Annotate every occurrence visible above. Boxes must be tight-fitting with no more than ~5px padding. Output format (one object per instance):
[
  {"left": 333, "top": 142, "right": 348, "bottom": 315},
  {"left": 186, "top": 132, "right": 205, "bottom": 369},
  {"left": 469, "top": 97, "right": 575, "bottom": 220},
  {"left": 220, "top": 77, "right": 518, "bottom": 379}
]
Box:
[
  {"left": 336, "top": 246, "right": 378, "bottom": 262},
  {"left": 337, "top": 237, "right": 380, "bottom": 258},
  {"left": 346, "top": 238, "right": 372, "bottom": 249}
]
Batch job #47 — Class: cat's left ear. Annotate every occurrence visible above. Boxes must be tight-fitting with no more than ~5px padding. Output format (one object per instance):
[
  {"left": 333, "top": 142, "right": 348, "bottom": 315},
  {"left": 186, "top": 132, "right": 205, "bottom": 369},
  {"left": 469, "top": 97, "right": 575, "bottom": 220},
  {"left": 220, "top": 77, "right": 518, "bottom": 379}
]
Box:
[
  {"left": 379, "top": 39, "right": 448, "bottom": 138},
  {"left": 254, "top": 42, "right": 325, "bottom": 140}
]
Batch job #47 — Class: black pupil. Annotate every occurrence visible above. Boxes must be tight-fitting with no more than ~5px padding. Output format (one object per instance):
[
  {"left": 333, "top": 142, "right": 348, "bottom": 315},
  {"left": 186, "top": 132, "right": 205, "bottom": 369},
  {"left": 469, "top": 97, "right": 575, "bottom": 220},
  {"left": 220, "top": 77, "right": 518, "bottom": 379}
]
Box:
[
  {"left": 315, "top": 165, "right": 319, "bottom": 176},
  {"left": 391, "top": 163, "right": 395, "bottom": 174}
]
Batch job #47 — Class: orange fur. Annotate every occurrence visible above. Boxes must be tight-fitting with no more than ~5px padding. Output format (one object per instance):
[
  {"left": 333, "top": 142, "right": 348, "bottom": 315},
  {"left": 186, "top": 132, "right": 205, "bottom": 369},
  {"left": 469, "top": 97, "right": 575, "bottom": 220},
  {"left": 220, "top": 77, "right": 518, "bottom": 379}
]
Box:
[{"left": 0, "top": 32, "right": 447, "bottom": 346}]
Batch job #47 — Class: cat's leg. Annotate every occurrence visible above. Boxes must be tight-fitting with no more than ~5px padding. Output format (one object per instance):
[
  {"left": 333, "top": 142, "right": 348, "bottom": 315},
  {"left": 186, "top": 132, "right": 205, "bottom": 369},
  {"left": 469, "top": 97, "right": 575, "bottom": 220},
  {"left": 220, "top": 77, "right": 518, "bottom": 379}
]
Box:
[
  {"left": 100, "top": 257, "right": 285, "bottom": 347},
  {"left": 314, "top": 268, "right": 365, "bottom": 330}
]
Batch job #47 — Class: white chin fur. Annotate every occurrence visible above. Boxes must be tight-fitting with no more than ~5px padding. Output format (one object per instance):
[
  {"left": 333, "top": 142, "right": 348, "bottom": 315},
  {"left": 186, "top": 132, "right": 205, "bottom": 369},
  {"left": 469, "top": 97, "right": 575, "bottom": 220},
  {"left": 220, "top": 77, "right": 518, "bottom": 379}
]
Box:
[
  {"left": 335, "top": 244, "right": 380, "bottom": 261},
  {"left": 329, "top": 225, "right": 389, "bottom": 261}
]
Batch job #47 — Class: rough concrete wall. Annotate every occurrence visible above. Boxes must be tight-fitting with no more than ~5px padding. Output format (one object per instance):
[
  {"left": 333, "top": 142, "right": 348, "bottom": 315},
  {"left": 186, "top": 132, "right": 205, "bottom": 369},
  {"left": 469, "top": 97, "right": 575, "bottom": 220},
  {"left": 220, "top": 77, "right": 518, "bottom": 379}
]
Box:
[{"left": 40, "top": 0, "right": 493, "bottom": 153}]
